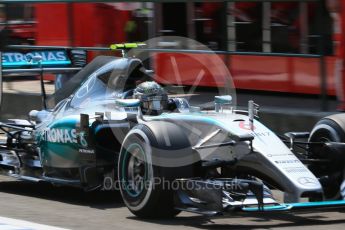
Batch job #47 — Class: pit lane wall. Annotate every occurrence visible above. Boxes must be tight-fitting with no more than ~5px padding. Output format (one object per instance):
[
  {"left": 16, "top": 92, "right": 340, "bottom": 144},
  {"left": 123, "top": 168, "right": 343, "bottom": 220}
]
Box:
[{"left": 0, "top": 92, "right": 335, "bottom": 134}]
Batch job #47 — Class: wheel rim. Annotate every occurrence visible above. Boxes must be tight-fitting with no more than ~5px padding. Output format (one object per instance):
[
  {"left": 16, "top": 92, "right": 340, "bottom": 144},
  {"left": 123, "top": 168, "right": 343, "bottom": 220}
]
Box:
[{"left": 121, "top": 143, "right": 148, "bottom": 198}]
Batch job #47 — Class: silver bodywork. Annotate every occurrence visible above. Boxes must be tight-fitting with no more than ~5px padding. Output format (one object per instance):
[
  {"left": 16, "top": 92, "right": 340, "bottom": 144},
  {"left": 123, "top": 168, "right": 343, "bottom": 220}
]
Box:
[
  {"left": 0, "top": 52, "right": 330, "bottom": 214},
  {"left": 147, "top": 111, "right": 323, "bottom": 202}
]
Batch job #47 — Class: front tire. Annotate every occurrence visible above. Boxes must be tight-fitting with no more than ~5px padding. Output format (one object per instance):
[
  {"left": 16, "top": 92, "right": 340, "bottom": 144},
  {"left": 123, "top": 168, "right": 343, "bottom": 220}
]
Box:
[
  {"left": 118, "top": 123, "right": 200, "bottom": 218},
  {"left": 309, "top": 117, "right": 345, "bottom": 200}
]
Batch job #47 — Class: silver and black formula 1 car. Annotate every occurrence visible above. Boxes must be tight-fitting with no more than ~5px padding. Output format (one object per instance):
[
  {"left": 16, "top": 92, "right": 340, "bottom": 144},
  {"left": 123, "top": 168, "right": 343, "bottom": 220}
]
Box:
[{"left": 1, "top": 44, "right": 345, "bottom": 219}]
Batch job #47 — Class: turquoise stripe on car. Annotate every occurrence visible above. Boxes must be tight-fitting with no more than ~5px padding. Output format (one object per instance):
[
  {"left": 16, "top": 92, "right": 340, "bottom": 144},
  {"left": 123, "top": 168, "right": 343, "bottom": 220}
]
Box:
[{"left": 242, "top": 200, "right": 345, "bottom": 212}]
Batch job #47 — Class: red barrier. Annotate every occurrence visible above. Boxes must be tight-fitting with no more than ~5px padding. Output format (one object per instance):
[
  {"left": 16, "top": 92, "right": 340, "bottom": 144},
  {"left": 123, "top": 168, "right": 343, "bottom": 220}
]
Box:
[
  {"left": 35, "top": 3, "right": 129, "bottom": 46},
  {"left": 154, "top": 52, "right": 336, "bottom": 95}
]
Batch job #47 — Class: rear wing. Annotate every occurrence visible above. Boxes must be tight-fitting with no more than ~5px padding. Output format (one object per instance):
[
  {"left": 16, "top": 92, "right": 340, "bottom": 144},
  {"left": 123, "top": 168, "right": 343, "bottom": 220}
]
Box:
[
  {"left": 1, "top": 48, "right": 86, "bottom": 77},
  {"left": 0, "top": 47, "right": 88, "bottom": 110},
  {"left": 1, "top": 42, "right": 145, "bottom": 76},
  {"left": 1, "top": 42, "right": 146, "bottom": 77},
  {"left": 0, "top": 43, "right": 145, "bottom": 109}
]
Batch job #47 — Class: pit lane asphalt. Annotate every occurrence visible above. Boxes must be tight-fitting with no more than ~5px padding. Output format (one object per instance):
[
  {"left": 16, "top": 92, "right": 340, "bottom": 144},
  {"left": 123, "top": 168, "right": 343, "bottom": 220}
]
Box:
[{"left": 0, "top": 176, "right": 345, "bottom": 230}]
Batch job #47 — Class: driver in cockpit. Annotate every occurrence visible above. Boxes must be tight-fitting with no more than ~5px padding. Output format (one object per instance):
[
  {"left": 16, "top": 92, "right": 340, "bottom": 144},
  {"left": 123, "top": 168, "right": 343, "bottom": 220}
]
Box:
[{"left": 133, "top": 81, "right": 189, "bottom": 115}]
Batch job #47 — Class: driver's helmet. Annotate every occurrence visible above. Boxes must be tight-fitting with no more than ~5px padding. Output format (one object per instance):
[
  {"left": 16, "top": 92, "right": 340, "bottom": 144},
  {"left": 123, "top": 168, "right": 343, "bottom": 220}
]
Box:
[{"left": 133, "top": 81, "right": 168, "bottom": 115}]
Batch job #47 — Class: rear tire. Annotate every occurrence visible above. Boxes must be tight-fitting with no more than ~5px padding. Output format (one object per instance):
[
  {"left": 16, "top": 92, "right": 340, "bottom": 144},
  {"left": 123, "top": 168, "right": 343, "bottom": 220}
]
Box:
[
  {"left": 118, "top": 123, "right": 200, "bottom": 218},
  {"left": 309, "top": 117, "right": 345, "bottom": 200}
]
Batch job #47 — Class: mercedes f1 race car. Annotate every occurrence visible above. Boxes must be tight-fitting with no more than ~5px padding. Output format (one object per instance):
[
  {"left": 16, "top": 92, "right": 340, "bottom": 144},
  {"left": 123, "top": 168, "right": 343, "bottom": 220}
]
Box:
[{"left": 1, "top": 44, "right": 345, "bottom": 219}]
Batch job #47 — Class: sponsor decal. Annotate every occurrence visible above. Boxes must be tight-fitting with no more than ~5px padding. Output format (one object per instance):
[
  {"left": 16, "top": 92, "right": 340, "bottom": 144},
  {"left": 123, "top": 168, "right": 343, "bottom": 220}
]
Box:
[
  {"left": 251, "top": 131, "right": 270, "bottom": 137},
  {"left": 284, "top": 167, "right": 309, "bottom": 173},
  {"left": 297, "top": 177, "right": 319, "bottom": 186},
  {"left": 239, "top": 121, "right": 255, "bottom": 130},
  {"left": 41, "top": 128, "right": 88, "bottom": 147},
  {"left": 2, "top": 50, "right": 70, "bottom": 67},
  {"left": 238, "top": 121, "right": 270, "bottom": 137},
  {"left": 274, "top": 159, "right": 300, "bottom": 164},
  {"left": 79, "top": 149, "right": 95, "bottom": 154},
  {"left": 267, "top": 153, "right": 293, "bottom": 157}
]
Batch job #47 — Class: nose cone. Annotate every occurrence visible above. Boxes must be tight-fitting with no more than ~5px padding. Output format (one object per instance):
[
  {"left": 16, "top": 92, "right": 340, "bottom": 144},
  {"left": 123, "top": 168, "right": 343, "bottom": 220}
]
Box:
[{"left": 226, "top": 118, "right": 323, "bottom": 202}]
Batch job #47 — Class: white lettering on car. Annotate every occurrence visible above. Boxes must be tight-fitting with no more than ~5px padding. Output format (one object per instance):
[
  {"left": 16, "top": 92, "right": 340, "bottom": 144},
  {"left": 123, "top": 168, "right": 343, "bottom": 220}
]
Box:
[
  {"left": 250, "top": 131, "right": 270, "bottom": 137},
  {"left": 56, "top": 51, "right": 67, "bottom": 61},
  {"left": 42, "top": 128, "right": 83, "bottom": 145},
  {"left": 2, "top": 53, "right": 14, "bottom": 62},
  {"left": 2, "top": 51, "right": 68, "bottom": 63},
  {"left": 47, "top": 52, "right": 57, "bottom": 61}
]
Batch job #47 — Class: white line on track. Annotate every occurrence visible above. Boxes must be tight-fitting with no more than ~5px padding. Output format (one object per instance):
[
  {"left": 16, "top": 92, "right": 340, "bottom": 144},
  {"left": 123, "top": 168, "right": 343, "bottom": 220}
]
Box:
[{"left": 0, "top": 216, "right": 68, "bottom": 230}]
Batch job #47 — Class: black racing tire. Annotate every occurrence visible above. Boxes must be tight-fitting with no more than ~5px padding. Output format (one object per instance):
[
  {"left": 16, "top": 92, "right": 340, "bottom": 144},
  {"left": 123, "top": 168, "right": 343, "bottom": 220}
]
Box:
[
  {"left": 118, "top": 123, "right": 200, "bottom": 219},
  {"left": 309, "top": 117, "right": 345, "bottom": 200}
]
